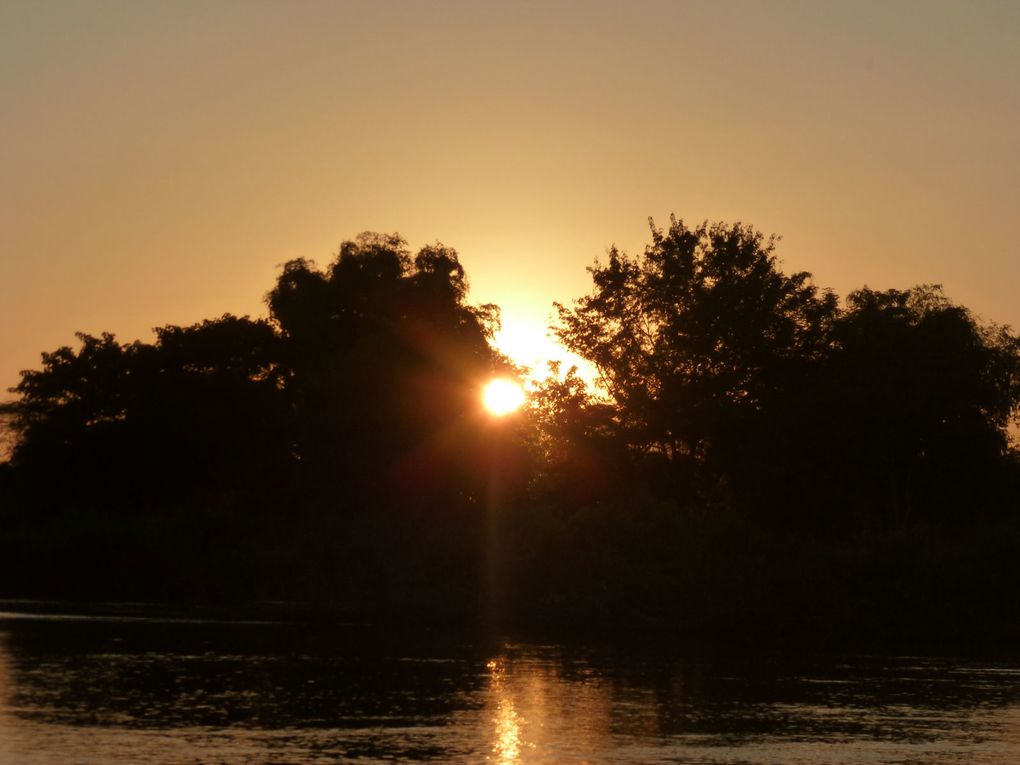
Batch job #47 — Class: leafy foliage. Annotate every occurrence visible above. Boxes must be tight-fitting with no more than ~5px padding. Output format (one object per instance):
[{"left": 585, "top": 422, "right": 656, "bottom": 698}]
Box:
[
  {"left": 815, "top": 285, "right": 1020, "bottom": 527},
  {"left": 554, "top": 217, "right": 839, "bottom": 509},
  {"left": 1, "top": 222, "right": 1019, "bottom": 636},
  {"left": 554, "top": 218, "right": 1019, "bottom": 532},
  {"left": 1, "top": 317, "right": 289, "bottom": 505},
  {"left": 265, "top": 232, "right": 508, "bottom": 509}
]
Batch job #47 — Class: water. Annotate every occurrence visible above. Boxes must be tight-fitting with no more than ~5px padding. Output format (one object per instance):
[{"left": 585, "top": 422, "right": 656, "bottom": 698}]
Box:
[{"left": 0, "top": 607, "right": 1019, "bottom": 763}]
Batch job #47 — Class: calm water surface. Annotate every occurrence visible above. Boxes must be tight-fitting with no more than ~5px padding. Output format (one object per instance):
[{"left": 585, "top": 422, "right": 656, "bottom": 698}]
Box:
[{"left": 0, "top": 607, "right": 1018, "bottom": 763}]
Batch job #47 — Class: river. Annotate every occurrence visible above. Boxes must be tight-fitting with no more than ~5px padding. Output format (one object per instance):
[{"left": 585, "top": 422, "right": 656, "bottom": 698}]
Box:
[{"left": 0, "top": 606, "right": 1018, "bottom": 763}]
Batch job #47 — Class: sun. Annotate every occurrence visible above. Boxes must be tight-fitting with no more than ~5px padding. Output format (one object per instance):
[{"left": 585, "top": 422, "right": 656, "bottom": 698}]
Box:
[{"left": 482, "top": 378, "right": 525, "bottom": 416}]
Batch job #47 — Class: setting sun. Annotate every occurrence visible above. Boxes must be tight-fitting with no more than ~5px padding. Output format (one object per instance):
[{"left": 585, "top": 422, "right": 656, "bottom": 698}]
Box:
[{"left": 482, "top": 379, "right": 526, "bottom": 416}]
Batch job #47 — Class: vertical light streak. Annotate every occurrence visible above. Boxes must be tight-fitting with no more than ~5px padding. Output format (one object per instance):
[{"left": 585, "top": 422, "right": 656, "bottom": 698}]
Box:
[{"left": 487, "top": 658, "right": 523, "bottom": 764}]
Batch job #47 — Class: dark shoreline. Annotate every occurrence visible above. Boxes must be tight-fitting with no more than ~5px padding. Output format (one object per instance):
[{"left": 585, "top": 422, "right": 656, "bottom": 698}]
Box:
[{"left": 2, "top": 597, "right": 1017, "bottom": 659}]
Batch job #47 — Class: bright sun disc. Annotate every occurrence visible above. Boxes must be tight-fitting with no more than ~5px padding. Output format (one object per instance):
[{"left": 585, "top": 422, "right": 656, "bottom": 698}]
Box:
[{"left": 482, "top": 379, "right": 525, "bottom": 416}]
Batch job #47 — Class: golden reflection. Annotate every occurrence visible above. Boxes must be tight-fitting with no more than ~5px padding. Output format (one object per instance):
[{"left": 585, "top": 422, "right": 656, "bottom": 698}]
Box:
[{"left": 487, "top": 657, "right": 523, "bottom": 764}]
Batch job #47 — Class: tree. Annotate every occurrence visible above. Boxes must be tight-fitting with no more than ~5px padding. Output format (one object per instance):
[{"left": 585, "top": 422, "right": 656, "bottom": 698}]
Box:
[
  {"left": 0, "top": 233, "right": 519, "bottom": 606},
  {"left": 555, "top": 217, "right": 1020, "bottom": 531},
  {"left": 0, "top": 316, "right": 290, "bottom": 505},
  {"left": 555, "top": 216, "right": 838, "bottom": 503},
  {"left": 1, "top": 332, "right": 140, "bottom": 476},
  {"left": 265, "top": 232, "right": 508, "bottom": 508},
  {"left": 526, "top": 362, "right": 624, "bottom": 506},
  {"left": 816, "top": 285, "right": 1020, "bottom": 527}
]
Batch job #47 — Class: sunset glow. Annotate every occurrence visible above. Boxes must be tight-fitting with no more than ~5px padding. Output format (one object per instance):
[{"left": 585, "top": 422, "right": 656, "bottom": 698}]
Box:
[
  {"left": 3, "top": 3, "right": 1018, "bottom": 399},
  {"left": 1, "top": 5, "right": 1019, "bottom": 764},
  {"left": 482, "top": 379, "right": 525, "bottom": 416}
]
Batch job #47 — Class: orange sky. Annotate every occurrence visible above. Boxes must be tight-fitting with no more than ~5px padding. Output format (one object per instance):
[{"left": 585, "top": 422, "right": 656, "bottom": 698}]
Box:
[{"left": 2, "top": 0, "right": 1018, "bottom": 394}]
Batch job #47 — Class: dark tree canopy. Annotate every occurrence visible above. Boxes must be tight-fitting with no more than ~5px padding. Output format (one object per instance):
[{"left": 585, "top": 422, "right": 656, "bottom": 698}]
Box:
[
  {"left": 0, "top": 233, "right": 511, "bottom": 515},
  {"left": 0, "top": 232, "right": 519, "bottom": 607},
  {"left": 555, "top": 217, "right": 1020, "bottom": 529},
  {"left": 1, "top": 221, "right": 1019, "bottom": 631},
  {"left": 0, "top": 317, "right": 290, "bottom": 505},
  {"left": 816, "top": 284, "right": 1020, "bottom": 526},
  {"left": 526, "top": 362, "right": 625, "bottom": 507},
  {"left": 264, "top": 232, "right": 508, "bottom": 508},
  {"left": 555, "top": 217, "right": 838, "bottom": 477}
]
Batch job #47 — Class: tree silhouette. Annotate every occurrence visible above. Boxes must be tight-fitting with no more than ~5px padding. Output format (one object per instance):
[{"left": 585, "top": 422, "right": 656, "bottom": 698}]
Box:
[
  {"left": 265, "top": 232, "right": 508, "bottom": 509},
  {"left": 554, "top": 218, "right": 1020, "bottom": 532},
  {"left": 554, "top": 216, "right": 838, "bottom": 507},
  {"left": 1, "top": 222, "right": 1019, "bottom": 632},
  {"left": 814, "top": 285, "right": 1020, "bottom": 528},
  {"left": 526, "top": 362, "right": 624, "bottom": 507},
  {"left": 1, "top": 316, "right": 290, "bottom": 506}
]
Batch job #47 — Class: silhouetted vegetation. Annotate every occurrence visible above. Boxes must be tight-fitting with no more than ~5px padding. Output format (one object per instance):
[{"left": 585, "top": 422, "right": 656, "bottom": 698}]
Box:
[{"left": 1, "top": 220, "right": 1018, "bottom": 640}]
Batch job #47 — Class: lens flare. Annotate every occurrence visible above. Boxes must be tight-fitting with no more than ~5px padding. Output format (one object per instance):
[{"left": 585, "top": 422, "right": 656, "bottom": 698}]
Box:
[{"left": 482, "top": 379, "right": 525, "bottom": 416}]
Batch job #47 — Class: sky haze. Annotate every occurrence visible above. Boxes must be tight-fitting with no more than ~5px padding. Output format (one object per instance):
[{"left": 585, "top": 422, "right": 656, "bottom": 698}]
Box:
[{"left": 2, "top": 0, "right": 1018, "bottom": 390}]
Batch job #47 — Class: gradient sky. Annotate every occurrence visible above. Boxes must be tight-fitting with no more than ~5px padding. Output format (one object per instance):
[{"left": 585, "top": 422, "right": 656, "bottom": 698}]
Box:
[{"left": 2, "top": 0, "right": 1018, "bottom": 394}]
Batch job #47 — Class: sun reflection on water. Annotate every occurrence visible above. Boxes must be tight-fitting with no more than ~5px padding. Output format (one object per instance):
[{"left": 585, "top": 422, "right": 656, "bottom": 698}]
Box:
[{"left": 487, "top": 658, "right": 523, "bottom": 764}]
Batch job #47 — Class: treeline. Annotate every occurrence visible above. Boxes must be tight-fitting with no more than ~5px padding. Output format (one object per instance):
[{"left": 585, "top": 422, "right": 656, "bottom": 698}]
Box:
[{"left": 1, "top": 221, "right": 1018, "bottom": 638}]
